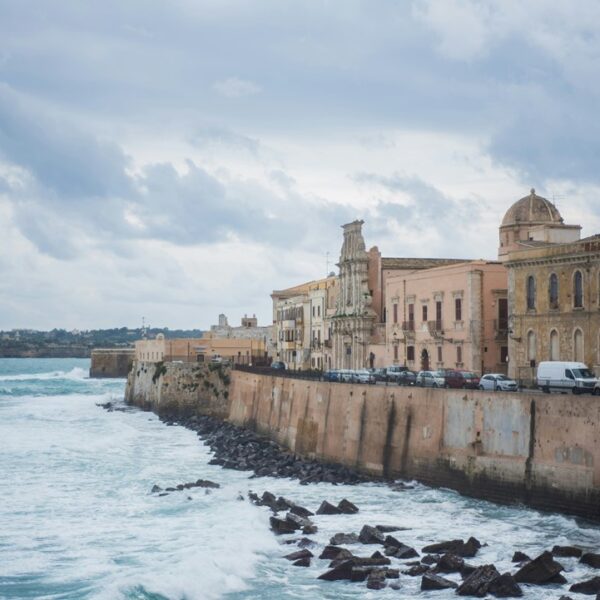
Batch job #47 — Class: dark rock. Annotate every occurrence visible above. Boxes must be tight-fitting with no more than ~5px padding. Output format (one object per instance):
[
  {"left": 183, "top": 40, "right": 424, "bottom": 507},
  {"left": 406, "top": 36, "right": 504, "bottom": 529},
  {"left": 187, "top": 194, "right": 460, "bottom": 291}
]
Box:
[
  {"left": 488, "top": 572, "right": 523, "bottom": 597},
  {"left": 331, "top": 555, "right": 390, "bottom": 568},
  {"left": 316, "top": 500, "right": 342, "bottom": 515},
  {"left": 330, "top": 532, "right": 359, "bottom": 545},
  {"left": 196, "top": 479, "right": 220, "bottom": 488},
  {"left": 384, "top": 541, "right": 419, "bottom": 559},
  {"left": 421, "top": 554, "right": 438, "bottom": 565},
  {"left": 297, "top": 537, "right": 316, "bottom": 548},
  {"left": 511, "top": 551, "right": 531, "bottom": 563},
  {"left": 422, "top": 537, "right": 481, "bottom": 558},
  {"left": 158, "top": 492, "right": 169, "bottom": 497},
  {"left": 367, "top": 569, "right": 387, "bottom": 590},
  {"left": 581, "top": 553, "right": 600, "bottom": 569},
  {"left": 558, "top": 597, "right": 574, "bottom": 600},
  {"left": 350, "top": 567, "right": 370, "bottom": 582},
  {"left": 285, "top": 512, "right": 313, "bottom": 530},
  {"left": 289, "top": 504, "right": 314, "bottom": 518},
  {"left": 151, "top": 484, "right": 162, "bottom": 493},
  {"left": 283, "top": 549, "right": 313, "bottom": 561},
  {"left": 318, "top": 560, "right": 355, "bottom": 581},
  {"left": 514, "top": 551, "right": 564, "bottom": 584},
  {"left": 359, "top": 525, "right": 385, "bottom": 544},
  {"left": 460, "top": 563, "right": 477, "bottom": 578},
  {"left": 302, "top": 524, "right": 318, "bottom": 535},
  {"left": 457, "top": 564, "right": 500, "bottom": 596},
  {"left": 421, "top": 573, "right": 458, "bottom": 591},
  {"left": 292, "top": 557, "right": 310, "bottom": 567},
  {"left": 548, "top": 573, "right": 568, "bottom": 584},
  {"left": 337, "top": 498, "right": 359, "bottom": 514},
  {"left": 437, "top": 553, "right": 465, "bottom": 573},
  {"left": 270, "top": 516, "right": 297, "bottom": 535},
  {"left": 376, "top": 525, "right": 408, "bottom": 533},
  {"left": 553, "top": 545, "right": 582, "bottom": 558},
  {"left": 404, "top": 564, "right": 430, "bottom": 576},
  {"left": 165, "top": 487, "right": 176, "bottom": 492},
  {"left": 570, "top": 576, "right": 600, "bottom": 594},
  {"left": 319, "top": 546, "right": 353, "bottom": 560},
  {"left": 390, "top": 481, "right": 415, "bottom": 491},
  {"left": 390, "top": 581, "right": 402, "bottom": 590}
]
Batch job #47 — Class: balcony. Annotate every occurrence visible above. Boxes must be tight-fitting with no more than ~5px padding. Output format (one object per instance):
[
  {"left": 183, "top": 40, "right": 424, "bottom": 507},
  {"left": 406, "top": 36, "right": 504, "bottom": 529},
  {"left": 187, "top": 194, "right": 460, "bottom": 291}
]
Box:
[
  {"left": 401, "top": 321, "right": 415, "bottom": 338},
  {"left": 427, "top": 320, "right": 444, "bottom": 338},
  {"left": 494, "top": 319, "right": 508, "bottom": 340}
]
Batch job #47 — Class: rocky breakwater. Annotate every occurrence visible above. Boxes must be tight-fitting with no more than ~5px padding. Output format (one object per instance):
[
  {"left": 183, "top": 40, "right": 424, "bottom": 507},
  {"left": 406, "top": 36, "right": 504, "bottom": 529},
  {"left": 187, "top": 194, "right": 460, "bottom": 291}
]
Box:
[{"left": 163, "top": 412, "right": 372, "bottom": 485}]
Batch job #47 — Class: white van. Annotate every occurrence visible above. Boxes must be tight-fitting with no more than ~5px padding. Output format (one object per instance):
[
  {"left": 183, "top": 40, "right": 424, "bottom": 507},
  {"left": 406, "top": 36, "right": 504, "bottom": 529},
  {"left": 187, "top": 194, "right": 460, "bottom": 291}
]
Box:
[{"left": 536, "top": 361, "right": 599, "bottom": 394}]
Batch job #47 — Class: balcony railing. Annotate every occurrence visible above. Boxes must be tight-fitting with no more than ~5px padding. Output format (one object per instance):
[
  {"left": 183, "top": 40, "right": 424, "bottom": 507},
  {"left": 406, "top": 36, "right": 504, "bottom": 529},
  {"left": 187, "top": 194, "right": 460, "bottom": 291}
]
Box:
[
  {"left": 402, "top": 320, "right": 415, "bottom": 332},
  {"left": 494, "top": 319, "right": 508, "bottom": 339},
  {"left": 427, "top": 320, "right": 443, "bottom": 337}
]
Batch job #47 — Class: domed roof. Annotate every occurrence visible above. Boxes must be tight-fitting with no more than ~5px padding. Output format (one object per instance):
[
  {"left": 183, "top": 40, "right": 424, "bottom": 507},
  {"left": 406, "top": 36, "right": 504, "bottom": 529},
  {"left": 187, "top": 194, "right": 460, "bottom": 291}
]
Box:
[{"left": 502, "top": 189, "right": 563, "bottom": 227}]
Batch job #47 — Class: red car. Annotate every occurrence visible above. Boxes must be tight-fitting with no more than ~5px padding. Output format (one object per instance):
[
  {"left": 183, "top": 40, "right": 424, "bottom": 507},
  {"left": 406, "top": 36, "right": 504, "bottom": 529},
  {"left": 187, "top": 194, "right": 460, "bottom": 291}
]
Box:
[{"left": 444, "top": 370, "right": 481, "bottom": 389}]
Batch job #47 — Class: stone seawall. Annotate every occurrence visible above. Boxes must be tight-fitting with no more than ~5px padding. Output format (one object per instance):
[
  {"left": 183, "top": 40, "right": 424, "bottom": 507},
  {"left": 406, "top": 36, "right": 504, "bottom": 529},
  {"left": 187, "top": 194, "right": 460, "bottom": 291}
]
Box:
[
  {"left": 90, "top": 348, "right": 135, "bottom": 378},
  {"left": 126, "top": 360, "right": 230, "bottom": 419},
  {"left": 229, "top": 372, "right": 600, "bottom": 520},
  {"left": 125, "top": 363, "right": 600, "bottom": 520}
]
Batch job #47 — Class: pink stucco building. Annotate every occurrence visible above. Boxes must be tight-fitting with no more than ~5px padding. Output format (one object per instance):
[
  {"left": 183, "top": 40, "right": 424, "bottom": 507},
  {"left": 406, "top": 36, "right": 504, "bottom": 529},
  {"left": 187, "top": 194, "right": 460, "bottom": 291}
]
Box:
[{"left": 384, "top": 260, "right": 508, "bottom": 374}]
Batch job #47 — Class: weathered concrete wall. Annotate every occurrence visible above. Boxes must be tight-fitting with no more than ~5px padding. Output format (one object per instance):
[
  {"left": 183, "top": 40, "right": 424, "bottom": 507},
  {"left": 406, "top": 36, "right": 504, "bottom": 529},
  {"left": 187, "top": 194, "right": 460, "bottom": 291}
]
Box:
[
  {"left": 126, "top": 360, "right": 230, "bottom": 419},
  {"left": 228, "top": 372, "right": 600, "bottom": 520},
  {"left": 90, "top": 348, "right": 135, "bottom": 378}
]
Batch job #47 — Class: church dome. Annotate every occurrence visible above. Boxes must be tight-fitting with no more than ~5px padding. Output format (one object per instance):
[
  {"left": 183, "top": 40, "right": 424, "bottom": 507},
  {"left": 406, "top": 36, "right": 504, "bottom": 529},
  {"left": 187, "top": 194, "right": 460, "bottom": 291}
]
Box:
[{"left": 501, "top": 189, "right": 563, "bottom": 227}]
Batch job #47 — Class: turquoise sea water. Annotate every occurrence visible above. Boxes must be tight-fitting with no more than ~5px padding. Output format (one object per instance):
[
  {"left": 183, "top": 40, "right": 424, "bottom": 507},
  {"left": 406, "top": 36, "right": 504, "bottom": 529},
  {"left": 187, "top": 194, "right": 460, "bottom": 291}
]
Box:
[{"left": 1, "top": 358, "right": 600, "bottom": 600}]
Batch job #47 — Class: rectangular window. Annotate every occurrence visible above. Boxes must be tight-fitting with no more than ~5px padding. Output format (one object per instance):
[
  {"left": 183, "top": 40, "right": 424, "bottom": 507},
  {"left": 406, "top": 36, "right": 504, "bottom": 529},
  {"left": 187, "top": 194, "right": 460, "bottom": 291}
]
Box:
[
  {"left": 437, "top": 346, "right": 442, "bottom": 362},
  {"left": 393, "top": 303, "right": 398, "bottom": 324},
  {"left": 501, "top": 346, "right": 508, "bottom": 364},
  {"left": 407, "top": 346, "right": 415, "bottom": 361},
  {"left": 408, "top": 303, "right": 414, "bottom": 323},
  {"left": 457, "top": 346, "right": 462, "bottom": 364},
  {"left": 317, "top": 305, "right": 321, "bottom": 317},
  {"left": 312, "top": 306, "right": 315, "bottom": 317},
  {"left": 393, "top": 345, "right": 398, "bottom": 360},
  {"left": 455, "top": 298, "right": 462, "bottom": 321},
  {"left": 436, "top": 301, "right": 442, "bottom": 330},
  {"left": 422, "top": 305, "right": 428, "bottom": 322}
]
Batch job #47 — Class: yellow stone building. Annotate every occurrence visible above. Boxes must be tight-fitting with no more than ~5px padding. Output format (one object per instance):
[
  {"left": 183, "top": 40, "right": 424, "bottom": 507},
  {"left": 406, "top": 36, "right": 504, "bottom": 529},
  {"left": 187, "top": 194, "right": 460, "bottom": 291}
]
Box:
[{"left": 502, "top": 191, "right": 600, "bottom": 381}]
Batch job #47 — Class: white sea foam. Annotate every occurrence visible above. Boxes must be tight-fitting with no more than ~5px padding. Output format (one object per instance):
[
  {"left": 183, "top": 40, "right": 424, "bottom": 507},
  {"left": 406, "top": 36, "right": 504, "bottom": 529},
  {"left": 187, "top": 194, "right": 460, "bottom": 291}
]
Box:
[
  {"left": 2, "top": 358, "right": 600, "bottom": 599},
  {"left": 0, "top": 366, "right": 88, "bottom": 382}
]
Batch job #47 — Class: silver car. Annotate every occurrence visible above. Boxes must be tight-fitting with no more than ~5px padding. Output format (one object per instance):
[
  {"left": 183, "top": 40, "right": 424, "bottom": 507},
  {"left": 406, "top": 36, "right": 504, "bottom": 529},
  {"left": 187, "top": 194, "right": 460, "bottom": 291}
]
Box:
[
  {"left": 416, "top": 370, "right": 446, "bottom": 388},
  {"left": 479, "top": 373, "right": 518, "bottom": 392}
]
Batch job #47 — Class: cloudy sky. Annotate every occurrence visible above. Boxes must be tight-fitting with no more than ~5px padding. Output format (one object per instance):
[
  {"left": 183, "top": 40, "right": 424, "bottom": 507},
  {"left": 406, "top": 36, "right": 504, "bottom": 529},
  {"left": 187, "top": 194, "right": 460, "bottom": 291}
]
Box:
[{"left": 1, "top": 0, "right": 600, "bottom": 331}]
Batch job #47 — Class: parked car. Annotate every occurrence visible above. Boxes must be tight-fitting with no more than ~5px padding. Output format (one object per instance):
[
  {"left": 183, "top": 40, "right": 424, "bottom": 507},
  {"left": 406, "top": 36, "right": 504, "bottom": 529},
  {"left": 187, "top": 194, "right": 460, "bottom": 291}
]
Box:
[
  {"left": 271, "top": 361, "right": 286, "bottom": 370},
  {"left": 337, "top": 369, "right": 354, "bottom": 383},
  {"left": 537, "top": 361, "right": 599, "bottom": 394},
  {"left": 323, "top": 369, "right": 339, "bottom": 382},
  {"left": 416, "top": 370, "right": 446, "bottom": 387},
  {"left": 353, "top": 369, "right": 376, "bottom": 384},
  {"left": 594, "top": 381, "right": 600, "bottom": 396},
  {"left": 396, "top": 370, "right": 416, "bottom": 386},
  {"left": 385, "top": 365, "right": 409, "bottom": 382},
  {"left": 444, "top": 370, "right": 481, "bottom": 389},
  {"left": 369, "top": 368, "right": 388, "bottom": 382},
  {"left": 479, "top": 373, "right": 518, "bottom": 392}
]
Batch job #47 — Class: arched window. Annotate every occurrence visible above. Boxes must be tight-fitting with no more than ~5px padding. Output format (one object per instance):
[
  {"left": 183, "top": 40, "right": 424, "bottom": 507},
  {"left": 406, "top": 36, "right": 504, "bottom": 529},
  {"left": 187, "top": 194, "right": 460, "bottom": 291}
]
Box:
[
  {"left": 574, "top": 270, "right": 583, "bottom": 308},
  {"left": 550, "top": 329, "right": 560, "bottom": 361},
  {"left": 549, "top": 273, "right": 559, "bottom": 309},
  {"left": 527, "top": 331, "right": 536, "bottom": 362},
  {"left": 526, "top": 275, "right": 536, "bottom": 310},
  {"left": 574, "top": 329, "right": 584, "bottom": 362}
]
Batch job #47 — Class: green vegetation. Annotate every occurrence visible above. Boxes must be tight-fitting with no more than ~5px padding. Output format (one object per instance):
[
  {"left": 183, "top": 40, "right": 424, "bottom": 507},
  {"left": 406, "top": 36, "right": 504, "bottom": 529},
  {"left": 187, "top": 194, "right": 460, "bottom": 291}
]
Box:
[{"left": 152, "top": 361, "right": 167, "bottom": 383}]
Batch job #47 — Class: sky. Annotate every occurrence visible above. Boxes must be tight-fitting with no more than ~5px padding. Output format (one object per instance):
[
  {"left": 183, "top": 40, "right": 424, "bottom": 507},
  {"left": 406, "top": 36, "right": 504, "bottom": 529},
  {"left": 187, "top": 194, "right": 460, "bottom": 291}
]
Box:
[{"left": 1, "top": 0, "right": 600, "bottom": 331}]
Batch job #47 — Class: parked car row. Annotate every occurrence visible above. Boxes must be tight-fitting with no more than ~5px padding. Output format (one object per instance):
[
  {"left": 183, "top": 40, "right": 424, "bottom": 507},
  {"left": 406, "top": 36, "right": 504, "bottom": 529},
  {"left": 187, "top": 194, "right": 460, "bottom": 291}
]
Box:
[{"left": 324, "top": 369, "right": 376, "bottom": 384}]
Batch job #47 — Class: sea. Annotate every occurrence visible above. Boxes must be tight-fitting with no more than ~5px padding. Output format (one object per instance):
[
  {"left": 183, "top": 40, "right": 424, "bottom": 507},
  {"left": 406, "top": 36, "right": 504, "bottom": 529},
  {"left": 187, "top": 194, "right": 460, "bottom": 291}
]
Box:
[{"left": 1, "top": 357, "right": 600, "bottom": 600}]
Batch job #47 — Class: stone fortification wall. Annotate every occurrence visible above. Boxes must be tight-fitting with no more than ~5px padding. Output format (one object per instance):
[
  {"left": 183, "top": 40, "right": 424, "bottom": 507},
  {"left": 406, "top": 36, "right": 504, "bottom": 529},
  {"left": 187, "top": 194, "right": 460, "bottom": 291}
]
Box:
[
  {"left": 125, "top": 360, "right": 230, "bottom": 419},
  {"left": 228, "top": 372, "right": 600, "bottom": 520},
  {"left": 90, "top": 348, "right": 135, "bottom": 378}
]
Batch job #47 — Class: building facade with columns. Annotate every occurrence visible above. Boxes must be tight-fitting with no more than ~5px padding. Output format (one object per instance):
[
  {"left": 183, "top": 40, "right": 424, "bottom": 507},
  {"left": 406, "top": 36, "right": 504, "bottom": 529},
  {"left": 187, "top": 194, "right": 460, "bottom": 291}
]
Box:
[{"left": 502, "top": 190, "right": 600, "bottom": 381}]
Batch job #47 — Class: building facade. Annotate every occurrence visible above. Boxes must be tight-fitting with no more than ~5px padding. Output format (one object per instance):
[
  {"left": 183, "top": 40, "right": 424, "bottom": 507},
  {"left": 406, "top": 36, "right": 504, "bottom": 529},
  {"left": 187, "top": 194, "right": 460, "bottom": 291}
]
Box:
[
  {"left": 506, "top": 235, "right": 600, "bottom": 381},
  {"left": 271, "top": 276, "right": 338, "bottom": 370},
  {"left": 385, "top": 261, "right": 508, "bottom": 374}
]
